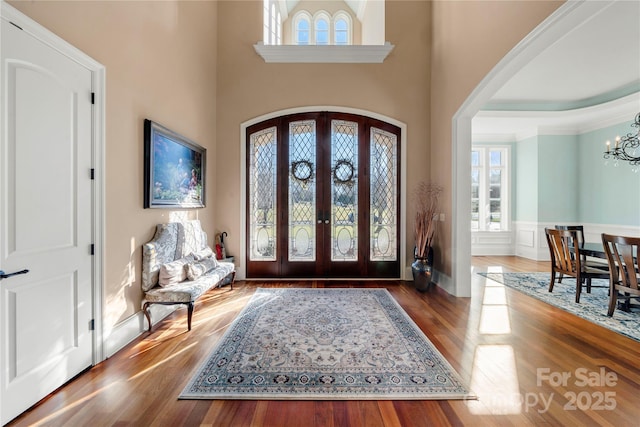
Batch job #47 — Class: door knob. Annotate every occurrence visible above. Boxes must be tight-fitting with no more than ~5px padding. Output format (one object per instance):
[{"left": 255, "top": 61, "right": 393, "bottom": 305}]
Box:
[{"left": 0, "top": 269, "right": 29, "bottom": 280}]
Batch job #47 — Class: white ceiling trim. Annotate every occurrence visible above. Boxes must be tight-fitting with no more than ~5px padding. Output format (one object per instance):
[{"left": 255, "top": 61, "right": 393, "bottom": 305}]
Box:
[
  {"left": 472, "top": 133, "right": 519, "bottom": 143},
  {"left": 277, "top": 0, "right": 289, "bottom": 21},
  {"left": 473, "top": 91, "right": 640, "bottom": 142},
  {"left": 487, "top": 0, "right": 640, "bottom": 109}
]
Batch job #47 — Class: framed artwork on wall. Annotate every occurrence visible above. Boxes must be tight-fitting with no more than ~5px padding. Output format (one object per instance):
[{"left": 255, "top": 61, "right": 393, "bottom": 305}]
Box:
[{"left": 144, "top": 119, "right": 206, "bottom": 208}]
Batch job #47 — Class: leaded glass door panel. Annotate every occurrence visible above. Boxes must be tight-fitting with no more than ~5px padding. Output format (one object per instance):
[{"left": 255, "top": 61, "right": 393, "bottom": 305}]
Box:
[{"left": 246, "top": 112, "right": 400, "bottom": 278}]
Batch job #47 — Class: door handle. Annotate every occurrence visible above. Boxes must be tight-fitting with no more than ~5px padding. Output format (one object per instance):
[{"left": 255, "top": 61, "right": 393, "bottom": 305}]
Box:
[
  {"left": 317, "top": 212, "right": 331, "bottom": 224},
  {"left": 0, "top": 269, "right": 29, "bottom": 280}
]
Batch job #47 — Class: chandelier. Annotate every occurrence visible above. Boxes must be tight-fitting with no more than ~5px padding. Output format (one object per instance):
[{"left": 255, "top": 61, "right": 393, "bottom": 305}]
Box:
[{"left": 603, "top": 112, "right": 640, "bottom": 169}]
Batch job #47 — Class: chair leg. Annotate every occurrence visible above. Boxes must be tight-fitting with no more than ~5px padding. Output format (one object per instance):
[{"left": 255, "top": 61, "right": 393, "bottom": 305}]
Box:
[
  {"left": 575, "top": 273, "right": 581, "bottom": 303},
  {"left": 187, "top": 301, "right": 194, "bottom": 331},
  {"left": 586, "top": 278, "right": 592, "bottom": 293},
  {"left": 143, "top": 302, "right": 152, "bottom": 332},
  {"left": 558, "top": 273, "right": 563, "bottom": 283},
  {"left": 607, "top": 289, "right": 618, "bottom": 316},
  {"left": 549, "top": 270, "right": 556, "bottom": 292}
]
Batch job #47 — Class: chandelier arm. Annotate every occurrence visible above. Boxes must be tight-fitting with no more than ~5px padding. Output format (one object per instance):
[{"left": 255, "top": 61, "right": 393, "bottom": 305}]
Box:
[{"left": 602, "top": 112, "right": 640, "bottom": 166}]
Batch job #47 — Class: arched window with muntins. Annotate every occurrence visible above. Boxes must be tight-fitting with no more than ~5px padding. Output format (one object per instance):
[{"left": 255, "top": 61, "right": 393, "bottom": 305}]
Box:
[
  {"left": 315, "top": 17, "right": 329, "bottom": 45},
  {"left": 334, "top": 12, "right": 351, "bottom": 45},
  {"left": 292, "top": 10, "right": 354, "bottom": 46},
  {"left": 296, "top": 16, "right": 310, "bottom": 45}
]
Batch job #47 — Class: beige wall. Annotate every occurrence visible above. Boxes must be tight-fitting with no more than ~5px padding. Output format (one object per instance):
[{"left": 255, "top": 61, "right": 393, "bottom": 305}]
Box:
[
  {"left": 7, "top": 0, "right": 565, "bottom": 336},
  {"left": 9, "top": 0, "right": 218, "bottom": 329},
  {"left": 215, "top": 0, "right": 431, "bottom": 276},
  {"left": 430, "top": 0, "right": 562, "bottom": 276}
]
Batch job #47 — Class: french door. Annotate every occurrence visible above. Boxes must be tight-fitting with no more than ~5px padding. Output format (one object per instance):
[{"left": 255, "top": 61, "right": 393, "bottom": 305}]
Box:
[{"left": 246, "top": 112, "right": 400, "bottom": 279}]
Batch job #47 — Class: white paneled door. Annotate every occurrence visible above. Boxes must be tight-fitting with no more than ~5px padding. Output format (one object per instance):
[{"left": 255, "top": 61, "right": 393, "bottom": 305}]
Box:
[{"left": 1, "top": 17, "right": 94, "bottom": 424}]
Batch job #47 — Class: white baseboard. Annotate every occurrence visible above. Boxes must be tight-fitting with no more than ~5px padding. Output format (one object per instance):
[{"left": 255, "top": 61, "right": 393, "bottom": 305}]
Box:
[
  {"left": 433, "top": 269, "right": 463, "bottom": 296},
  {"left": 404, "top": 267, "right": 463, "bottom": 297},
  {"left": 103, "top": 304, "right": 176, "bottom": 358}
]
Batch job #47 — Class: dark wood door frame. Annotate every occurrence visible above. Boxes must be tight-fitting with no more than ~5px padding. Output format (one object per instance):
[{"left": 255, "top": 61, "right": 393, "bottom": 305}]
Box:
[{"left": 246, "top": 111, "right": 401, "bottom": 279}]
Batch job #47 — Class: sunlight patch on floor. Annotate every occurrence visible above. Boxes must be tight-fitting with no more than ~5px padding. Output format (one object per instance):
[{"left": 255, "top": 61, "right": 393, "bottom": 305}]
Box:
[
  {"left": 128, "top": 342, "right": 198, "bottom": 381},
  {"left": 479, "top": 305, "right": 511, "bottom": 334},
  {"left": 29, "top": 381, "right": 121, "bottom": 426},
  {"left": 467, "top": 345, "right": 521, "bottom": 415},
  {"left": 483, "top": 286, "right": 507, "bottom": 305},
  {"left": 479, "top": 276, "right": 511, "bottom": 334}
]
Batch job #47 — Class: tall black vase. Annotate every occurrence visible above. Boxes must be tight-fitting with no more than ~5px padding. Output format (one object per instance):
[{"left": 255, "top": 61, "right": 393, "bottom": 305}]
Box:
[{"left": 412, "top": 248, "right": 434, "bottom": 292}]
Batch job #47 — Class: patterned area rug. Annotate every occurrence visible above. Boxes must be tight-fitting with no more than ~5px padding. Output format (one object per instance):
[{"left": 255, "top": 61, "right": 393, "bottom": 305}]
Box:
[
  {"left": 180, "top": 288, "right": 474, "bottom": 400},
  {"left": 478, "top": 272, "right": 640, "bottom": 342}
]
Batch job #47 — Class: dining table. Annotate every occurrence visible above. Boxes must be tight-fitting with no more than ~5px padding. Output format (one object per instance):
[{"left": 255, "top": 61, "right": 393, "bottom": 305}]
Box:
[
  {"left": 573, "top": 241, "right": 639, "bottom": 312},
  {"left": 577, "top": 242, "right": 609, "bottom": 260},
  {"left": 575, "top": 241, "right": 638, "bottom": 260}
]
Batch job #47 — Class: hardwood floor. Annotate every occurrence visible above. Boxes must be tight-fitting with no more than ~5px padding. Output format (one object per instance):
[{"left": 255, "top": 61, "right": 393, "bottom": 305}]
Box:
[{"left": 8, "top": 257, "right": 640, "bottom": 426}]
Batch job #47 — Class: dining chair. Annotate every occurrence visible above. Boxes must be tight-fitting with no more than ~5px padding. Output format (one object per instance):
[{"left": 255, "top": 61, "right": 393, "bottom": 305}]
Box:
[
  {"left": 554, "top": 225, "right": 608, "bottom": 288},
  {"left": 601, "top": 233, "right": 640, "bottom": 317},
  {"left": 545, "top": 228, "right": 609, "bottom": 303}
]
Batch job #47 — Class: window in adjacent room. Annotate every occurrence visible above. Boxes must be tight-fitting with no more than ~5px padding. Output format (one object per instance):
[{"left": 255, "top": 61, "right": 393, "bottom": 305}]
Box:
[{"left": 471, "top": 146, "right": 510, "bottom": 231}]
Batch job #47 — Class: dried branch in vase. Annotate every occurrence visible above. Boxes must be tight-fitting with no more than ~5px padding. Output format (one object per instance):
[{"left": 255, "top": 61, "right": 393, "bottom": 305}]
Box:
[{"left": 413, "top": 182, "right": 443, "bottom": 259}]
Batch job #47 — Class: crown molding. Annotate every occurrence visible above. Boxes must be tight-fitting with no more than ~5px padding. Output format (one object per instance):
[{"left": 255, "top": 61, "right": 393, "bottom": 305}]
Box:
[{"left": 473, "top": 91, "right": 640, "bottom": 141}]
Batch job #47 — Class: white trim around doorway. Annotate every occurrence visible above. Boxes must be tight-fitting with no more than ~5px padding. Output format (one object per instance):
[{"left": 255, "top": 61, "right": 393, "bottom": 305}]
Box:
[{"left": 451, "top": 0, "right": 613, "bottom": 298}]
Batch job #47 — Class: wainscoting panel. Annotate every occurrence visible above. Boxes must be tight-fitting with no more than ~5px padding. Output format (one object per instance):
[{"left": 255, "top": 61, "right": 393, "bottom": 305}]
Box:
[
  {"left": 581, "top": 223, "right": 640, "bottom": 245},
  {"left": 514, "top": 221, "right": 640, "bottom": 261},
  {"left": 471, "top": 231, "right": 515, "bottom": 256}
]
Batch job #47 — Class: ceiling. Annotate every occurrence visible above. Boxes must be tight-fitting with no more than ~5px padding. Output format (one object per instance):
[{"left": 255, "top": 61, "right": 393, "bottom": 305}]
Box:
[
  {"left": 473, "top": 0, "right": 640, "bottom": 139},
  {"left": 281, "top": 2, "right": 639, "bottom": 139}
]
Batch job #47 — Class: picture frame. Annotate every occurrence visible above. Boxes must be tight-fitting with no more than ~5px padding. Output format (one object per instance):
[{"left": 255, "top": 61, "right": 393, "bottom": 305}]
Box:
[{"left": 144, "top": 119, "right": 206, "bottom": 208}]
